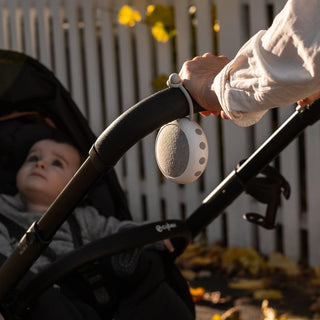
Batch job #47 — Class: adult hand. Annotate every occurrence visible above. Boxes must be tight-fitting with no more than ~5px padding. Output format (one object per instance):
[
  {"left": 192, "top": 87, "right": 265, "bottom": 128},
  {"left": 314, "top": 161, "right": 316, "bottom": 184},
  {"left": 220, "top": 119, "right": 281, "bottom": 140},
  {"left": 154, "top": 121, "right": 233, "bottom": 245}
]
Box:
[
  {"left": 297, "top": 90, "right": 320, "bottom": 107},
  {"left": 179, "top": 53, "right": 230, "bottom": 118},
  {"left": 163, "top": 239, "right": 174, "bottom": 252}
]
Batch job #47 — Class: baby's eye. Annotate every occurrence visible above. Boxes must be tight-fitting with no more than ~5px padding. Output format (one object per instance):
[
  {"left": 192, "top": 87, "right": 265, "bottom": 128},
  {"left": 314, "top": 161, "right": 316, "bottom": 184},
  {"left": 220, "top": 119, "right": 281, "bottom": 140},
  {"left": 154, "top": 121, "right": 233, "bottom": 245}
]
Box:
[
  {"left": 52, "top": 160, "right": 64, "bottom": 168},
  {"left": 26, "top": 155, "right": 39, "bottom": 162}
]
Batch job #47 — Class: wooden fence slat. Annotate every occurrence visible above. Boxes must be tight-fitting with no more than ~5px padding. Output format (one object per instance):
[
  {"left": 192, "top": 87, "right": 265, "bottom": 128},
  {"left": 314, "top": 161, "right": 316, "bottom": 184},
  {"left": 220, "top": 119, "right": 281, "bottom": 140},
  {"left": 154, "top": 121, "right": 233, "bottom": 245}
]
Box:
[
  {"left": 278, "top": 105, "right": 301, "bottom": 262},
  {"left": 215, "top": 0, "right": 245, "bottom": 58},
  {"left": 64, "top": 0, "right": 86, "bottom": 116},
  {"left": 215, "top": 0, "right": 254, "bottom": 247},
  {"left": 152, "top": 0, "right": 181, "bottom": 222},
  {"left": 98, "top": 0, "right": 120, "bottom": 125},
  {"left": 248, "top": 0, "right": 268, "bottom": 36},
  {"left": 81, "top": 0, "right": 104, "bottom": 134},
  {"left": 115, "top": 0, "right": 143, "bottom": 221},
  {"left": 174, "top": 0, "right": 193, "bottom": 68},
  {"left": 248, "top": 2, "right": 274, "bottom": 255},
  {"left": 133, "top": 0, "right": 153, "bottom": 99},
  {"left": 223, "top": 121, "right": 255, "bottom": 247},
  {"left": 274, "top": 0, "right": 287, "bottom": 15},
  {"left": 35, "top": 0, "right": 52, "bottom": 68},
  {"left": 8, "top": 0, "right": 22, "bottom": 51},
  {"left": 202, "top": 117, "right": 224, "bottom": 244},
  {"left": 253, "top": 111, "right": 276, "bottom": 256},
  {"left": 49, "top": 0, "right": 68, "bottom": 87},
  {"left": 133, "top": 0, "right": 162, "bottom": 222},
  {"left": 21, "top": 0, "right": 37, "bottom": 57},
  {"left": 153, "top": 0, "right": 174, "bottom": 74},
  {"left": 0, "top": 1, "right": 9, "bottom": 49},
  {"left": 98, "top": 0, "right": 125, "bottom": 181},
  {"left": 191, "top": 0, "right": 224, "bottom": 241},
  {"left": 305, "top": 122, "right": 320, "bottom": 266},
  {"left": 183, "top": 182, "right": 200, "bottom": 218},
  {"left": 194, "top": 0, "right": 213, "bottom": 55},
  {"left": 162, "top": 180, "right": 181, "bottom": 220}
]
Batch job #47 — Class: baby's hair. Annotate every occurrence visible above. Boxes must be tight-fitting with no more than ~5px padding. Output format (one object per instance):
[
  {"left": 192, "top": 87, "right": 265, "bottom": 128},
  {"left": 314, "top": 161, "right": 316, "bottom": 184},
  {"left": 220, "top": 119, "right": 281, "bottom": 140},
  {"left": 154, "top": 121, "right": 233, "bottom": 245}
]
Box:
[
  {"left": 50, "top": 131, "right": 78, "bottom": 148},
  {"left": 40, "top": 131, "right": 86, "bottom": 164}
]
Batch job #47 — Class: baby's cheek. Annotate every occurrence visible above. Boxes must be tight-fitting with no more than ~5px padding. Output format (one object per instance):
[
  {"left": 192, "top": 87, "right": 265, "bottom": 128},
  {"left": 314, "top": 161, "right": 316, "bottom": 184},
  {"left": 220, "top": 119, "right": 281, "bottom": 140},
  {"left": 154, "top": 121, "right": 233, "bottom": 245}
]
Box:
[{"left": 16, "top": 168, "right": 25, "bottom": 191}]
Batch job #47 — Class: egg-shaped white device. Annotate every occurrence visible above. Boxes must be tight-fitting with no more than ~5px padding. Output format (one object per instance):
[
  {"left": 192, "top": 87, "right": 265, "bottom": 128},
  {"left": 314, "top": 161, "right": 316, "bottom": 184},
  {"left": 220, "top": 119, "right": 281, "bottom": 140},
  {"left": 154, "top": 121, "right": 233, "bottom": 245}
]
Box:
[
  {"left": 155, "top": 117, "right": 208, "bottom": 184},
  {"left": 155, "top": 73, "right": 209, "bottom": 184}
]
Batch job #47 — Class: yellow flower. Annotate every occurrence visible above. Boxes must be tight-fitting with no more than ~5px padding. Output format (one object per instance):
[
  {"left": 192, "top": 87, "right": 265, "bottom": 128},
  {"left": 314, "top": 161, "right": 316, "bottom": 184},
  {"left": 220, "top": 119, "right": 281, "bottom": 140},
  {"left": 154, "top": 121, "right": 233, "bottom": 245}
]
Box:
[
  {"left": 151, "top": 22, "right": 170, "bottom": 42},
  {"left": 118, "top": 5, "right": 141, "bottom": 27},
  {"left": 151, "top": 22, "right": 176, "bottom": 43},
  {"left": 147, "top": 5, "right": 156, "bottom": 16},
  {"left": 212, "top": 315, "right": 223, "bottom": 320}
]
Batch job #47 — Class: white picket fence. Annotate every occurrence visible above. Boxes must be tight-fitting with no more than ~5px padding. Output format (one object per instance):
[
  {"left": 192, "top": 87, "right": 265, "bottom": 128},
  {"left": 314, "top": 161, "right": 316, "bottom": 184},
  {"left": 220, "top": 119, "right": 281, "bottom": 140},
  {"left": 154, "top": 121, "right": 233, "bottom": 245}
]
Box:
[{"left": 1, "top": 0, "right": 320, "bottom": 266}]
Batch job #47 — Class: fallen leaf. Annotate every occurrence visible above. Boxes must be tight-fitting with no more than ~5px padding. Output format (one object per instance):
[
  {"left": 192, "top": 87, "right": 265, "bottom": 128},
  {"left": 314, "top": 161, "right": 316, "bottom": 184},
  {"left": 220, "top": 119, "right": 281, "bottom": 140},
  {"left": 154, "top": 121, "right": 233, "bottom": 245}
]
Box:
[
  {"left": 228, "top": 278, "right": 269, "bottom": 290},
  {"left": 221, "top": 307, "right": 242, "bottom": 320},
  {"left": 188, "top": 256, "right": 213, "bottom": 267},
  {"left": 253, "top": 289, "right": 283, "bottom": 300},
  {"left": 267, "top": 252, "right": 300, "bottom": 276},
  {"left": 221, "top": 246, "right": 267, "bottom": 275},
  {"left": 310, "top": 278, "right": 320, "bottom": 286},
  {"left": 203, "top": 291, "right": 232, "bottom": 305},
  {"left": 261, "top": 300, "right": 278, "bottom": 320},
  {"left": 180, "top": 269, "right": 197, "bottom": 281},
  {"left": 189, "top": 286, "right": 205, "bottom": 302}
]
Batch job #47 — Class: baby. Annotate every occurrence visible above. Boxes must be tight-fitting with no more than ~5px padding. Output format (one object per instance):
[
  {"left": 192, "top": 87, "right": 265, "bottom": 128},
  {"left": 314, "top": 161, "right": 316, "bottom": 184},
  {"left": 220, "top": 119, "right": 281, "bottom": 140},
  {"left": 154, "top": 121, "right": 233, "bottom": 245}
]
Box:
[
  {"left": 16, "top": 138, "right": 82, "bottom": 213},
  {"left": 0, "top": 136, "right": 191, "bottom": 320},
  {"left": 0, "top": 137, "right": 173, "bottom": 273}
]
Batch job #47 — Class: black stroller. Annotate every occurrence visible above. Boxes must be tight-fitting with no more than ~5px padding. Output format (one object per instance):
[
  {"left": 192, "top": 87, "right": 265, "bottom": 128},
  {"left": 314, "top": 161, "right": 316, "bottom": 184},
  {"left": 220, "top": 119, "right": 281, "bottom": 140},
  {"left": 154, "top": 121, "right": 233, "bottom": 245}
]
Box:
[
  {"left": 0, "top": 49, "right": 320, "bottom": 320},
  {"left": 0, "top": 49, "right": 194, "bottom": 320}
]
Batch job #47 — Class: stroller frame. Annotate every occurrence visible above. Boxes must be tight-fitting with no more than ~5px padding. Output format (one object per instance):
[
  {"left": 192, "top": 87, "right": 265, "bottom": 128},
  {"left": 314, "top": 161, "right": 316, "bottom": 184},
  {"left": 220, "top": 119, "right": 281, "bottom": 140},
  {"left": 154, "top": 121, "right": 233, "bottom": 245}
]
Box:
[{"left": 0, "top": 50, "right": 320, "bottom": 318}]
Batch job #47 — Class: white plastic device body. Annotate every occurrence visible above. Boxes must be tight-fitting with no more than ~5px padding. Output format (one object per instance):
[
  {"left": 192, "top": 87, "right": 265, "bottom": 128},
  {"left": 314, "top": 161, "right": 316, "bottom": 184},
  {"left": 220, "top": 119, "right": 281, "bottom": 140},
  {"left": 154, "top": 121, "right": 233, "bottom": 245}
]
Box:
[{"left": 155, "top": 73, "right": 209, "bottom": 184}]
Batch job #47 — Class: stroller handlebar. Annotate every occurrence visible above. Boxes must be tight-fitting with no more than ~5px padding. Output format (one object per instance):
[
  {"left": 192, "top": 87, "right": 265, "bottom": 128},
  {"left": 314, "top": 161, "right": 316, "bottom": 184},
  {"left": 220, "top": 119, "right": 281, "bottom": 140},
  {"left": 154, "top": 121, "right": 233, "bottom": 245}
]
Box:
[{"left": 91, "top": 87, "right": 203, "bottom": 168}]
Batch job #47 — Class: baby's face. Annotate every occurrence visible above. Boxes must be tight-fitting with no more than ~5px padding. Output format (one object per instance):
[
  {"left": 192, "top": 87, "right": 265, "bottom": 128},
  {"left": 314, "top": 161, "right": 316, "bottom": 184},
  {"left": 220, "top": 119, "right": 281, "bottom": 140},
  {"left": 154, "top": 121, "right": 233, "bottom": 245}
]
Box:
[{"left": 16, "top": 139, "right": 82, "bottom": 210}]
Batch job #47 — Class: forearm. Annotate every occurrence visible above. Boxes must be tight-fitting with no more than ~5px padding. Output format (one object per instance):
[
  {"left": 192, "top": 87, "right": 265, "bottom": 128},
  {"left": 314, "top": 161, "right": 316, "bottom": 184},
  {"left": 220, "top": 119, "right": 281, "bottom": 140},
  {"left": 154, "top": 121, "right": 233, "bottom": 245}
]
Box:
[{"left": 214, "top": 0, "right": 320, "bottom": 126}]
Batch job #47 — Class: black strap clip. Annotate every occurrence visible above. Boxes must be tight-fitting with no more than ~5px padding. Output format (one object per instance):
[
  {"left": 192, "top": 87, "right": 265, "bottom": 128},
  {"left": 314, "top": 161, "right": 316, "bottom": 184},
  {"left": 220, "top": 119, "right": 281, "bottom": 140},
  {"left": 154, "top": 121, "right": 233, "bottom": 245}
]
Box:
[{"left": 242, "top": 164, "right": 290, "bottom": 229}]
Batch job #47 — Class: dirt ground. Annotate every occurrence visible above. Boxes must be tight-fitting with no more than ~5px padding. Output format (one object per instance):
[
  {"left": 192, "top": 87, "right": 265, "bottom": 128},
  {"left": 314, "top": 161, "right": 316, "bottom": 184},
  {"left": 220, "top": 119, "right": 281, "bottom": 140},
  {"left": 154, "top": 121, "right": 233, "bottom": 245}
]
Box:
[
  {"left": 191, "top": 274, "right": 320, "bottom": 320},
  {"left": 176, "top": 243, "right": 320, "bottom": 320}
]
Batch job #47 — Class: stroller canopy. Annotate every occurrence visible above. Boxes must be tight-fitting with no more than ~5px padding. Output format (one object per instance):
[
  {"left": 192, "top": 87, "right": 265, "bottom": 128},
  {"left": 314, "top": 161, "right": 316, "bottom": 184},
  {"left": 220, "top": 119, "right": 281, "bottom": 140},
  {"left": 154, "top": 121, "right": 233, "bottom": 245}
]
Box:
[{"left": 0, "top": 49, "right": 130, "bottom": 220}]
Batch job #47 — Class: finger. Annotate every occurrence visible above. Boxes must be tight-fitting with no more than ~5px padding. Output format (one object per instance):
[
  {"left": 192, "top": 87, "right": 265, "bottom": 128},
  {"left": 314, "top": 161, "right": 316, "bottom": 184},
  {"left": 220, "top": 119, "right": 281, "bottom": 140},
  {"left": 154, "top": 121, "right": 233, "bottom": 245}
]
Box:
[
  {"left": 221, "top": 111, "right": 229, "bottom": 119},
  {"left": 163, "top": 239, "right": 175, "bottom": 252},
  {"left": 200, "top": 111, "right": 213, "bottom": 116},
  {"left": 200, "top": 110, "right": 221, "bottom": 117},
  {"left": 297, "top": 98, "right": 311, "bottom": 107},
  {"left": 297, "top": 99, "right": 307, "bottom": 107}
]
